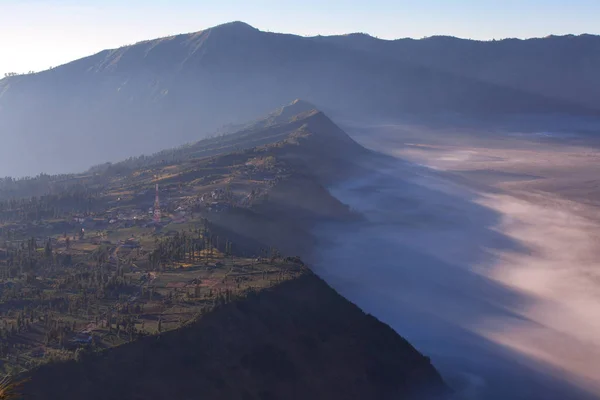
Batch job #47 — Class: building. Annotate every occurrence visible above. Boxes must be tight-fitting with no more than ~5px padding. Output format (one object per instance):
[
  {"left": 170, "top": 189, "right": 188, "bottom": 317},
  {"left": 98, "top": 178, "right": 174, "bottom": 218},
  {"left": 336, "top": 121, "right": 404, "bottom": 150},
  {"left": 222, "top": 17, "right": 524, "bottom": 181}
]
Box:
[{"left": 72, "top": 333, "right": 93, "bottom": 344}]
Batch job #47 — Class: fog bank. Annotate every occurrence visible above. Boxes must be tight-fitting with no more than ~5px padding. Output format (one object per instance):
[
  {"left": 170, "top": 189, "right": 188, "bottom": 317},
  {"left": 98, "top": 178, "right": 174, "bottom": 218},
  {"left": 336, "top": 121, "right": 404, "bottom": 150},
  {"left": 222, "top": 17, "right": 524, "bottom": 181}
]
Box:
[{"left": 312, "top": 126, "right": 600, "bottom": 399}]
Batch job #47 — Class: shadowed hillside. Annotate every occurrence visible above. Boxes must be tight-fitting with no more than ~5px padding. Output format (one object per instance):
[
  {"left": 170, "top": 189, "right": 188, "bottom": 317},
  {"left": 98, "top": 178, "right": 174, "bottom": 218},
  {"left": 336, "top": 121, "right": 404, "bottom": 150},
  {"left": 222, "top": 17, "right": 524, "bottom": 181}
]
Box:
[
  {"left": 19, "top": 273, "right": 447, "bottom": 400},
  {"left": 0, "top": 22, "right": 596, "bottom": 177}
]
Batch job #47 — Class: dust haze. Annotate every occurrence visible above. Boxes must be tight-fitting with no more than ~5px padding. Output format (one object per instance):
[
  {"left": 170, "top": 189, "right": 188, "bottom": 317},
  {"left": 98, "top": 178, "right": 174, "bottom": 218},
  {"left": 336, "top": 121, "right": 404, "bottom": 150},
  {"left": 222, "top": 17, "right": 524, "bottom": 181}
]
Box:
[{"left": 312, "top": 116, "right": 600, "bottom": 399}]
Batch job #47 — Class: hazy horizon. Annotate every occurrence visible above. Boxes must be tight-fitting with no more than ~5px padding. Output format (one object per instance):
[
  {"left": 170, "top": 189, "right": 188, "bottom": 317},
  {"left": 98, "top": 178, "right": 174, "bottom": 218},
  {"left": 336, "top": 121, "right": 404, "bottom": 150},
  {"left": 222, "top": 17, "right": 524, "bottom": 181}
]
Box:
[{"left": 1, "top": 0, "right": 599, "bottom": 77}]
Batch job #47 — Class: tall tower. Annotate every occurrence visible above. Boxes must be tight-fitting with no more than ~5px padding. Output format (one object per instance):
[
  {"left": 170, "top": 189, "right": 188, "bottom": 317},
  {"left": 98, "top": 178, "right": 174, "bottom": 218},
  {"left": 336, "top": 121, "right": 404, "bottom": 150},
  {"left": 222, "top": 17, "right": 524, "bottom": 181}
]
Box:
[{"left": 154, "top": 183, "right": 161, "bottom": 223}]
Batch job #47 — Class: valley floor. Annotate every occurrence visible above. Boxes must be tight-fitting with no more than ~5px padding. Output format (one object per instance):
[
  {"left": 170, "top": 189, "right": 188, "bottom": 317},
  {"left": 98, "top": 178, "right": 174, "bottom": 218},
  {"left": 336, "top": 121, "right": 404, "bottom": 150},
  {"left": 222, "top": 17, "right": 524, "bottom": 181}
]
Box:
[{"left": 312, "top": 119, "right": 600, "bottom": 400}]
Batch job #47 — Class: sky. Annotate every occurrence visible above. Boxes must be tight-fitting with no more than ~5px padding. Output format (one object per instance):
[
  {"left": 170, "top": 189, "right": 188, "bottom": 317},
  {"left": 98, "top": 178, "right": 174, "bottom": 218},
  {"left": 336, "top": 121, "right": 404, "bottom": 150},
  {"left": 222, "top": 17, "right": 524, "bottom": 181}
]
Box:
[{"left": 0, "top": 0, "right": 598, "bottom": 77}]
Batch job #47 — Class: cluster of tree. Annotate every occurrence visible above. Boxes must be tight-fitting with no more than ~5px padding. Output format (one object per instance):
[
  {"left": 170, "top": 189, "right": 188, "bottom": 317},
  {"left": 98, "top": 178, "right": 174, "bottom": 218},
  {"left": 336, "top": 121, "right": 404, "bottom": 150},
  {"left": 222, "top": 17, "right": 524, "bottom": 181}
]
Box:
[
  {"left": 43, "top": 318, "right": 76, "bottom": 347},
  {"left": 0, "top": 310, "right": 34, "bottom": 341},
  {"left": 0, "top": 237, "right": 57, "bottom": 279},
  {"left": 0, "top": 190, "right": 100, "bottom": 224},
  {"left": 0, "top": 235, "right": 80, "bottom": 281},
  {"left": 0, "top": 245, "right": 139, "bottom": 344},
  {"left": 0, "top": 306, "right": 72, "bottom": 349},
  {"left": 147, "top": 221, "right": 235, "bottom": 270},
  {"left": 0, "top": 282, "right": 144, "bottom": 349},
  {"left": 105, "top": 313, "right": 145, "bottom": 342},
  {"left": 53, "top": 265, "right": 135, "bottom": 301},
  {"left": 0, "top": 173, "right": 102, "bottom": 200}
]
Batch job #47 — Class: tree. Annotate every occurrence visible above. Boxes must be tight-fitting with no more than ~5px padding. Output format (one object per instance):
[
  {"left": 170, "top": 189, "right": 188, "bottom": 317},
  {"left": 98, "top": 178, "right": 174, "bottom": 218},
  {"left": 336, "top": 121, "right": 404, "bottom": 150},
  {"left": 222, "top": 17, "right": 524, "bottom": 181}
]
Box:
[
  {"left": 74, "top": 347, "right": 88, "bottom": 362},
  {"left": 44, "top": 239, "right": 52, "bottom": 258}
]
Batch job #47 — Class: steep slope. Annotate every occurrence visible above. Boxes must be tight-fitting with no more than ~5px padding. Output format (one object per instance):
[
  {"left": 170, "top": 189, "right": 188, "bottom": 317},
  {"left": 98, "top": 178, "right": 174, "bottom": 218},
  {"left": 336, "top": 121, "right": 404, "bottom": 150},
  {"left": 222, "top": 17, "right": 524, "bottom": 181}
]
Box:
[
  {"left": 315, "top": 33, "right": 600, "bottom": 111},
  {"left": 88, "top": 99, "right": 371, "bottom": 182},
  {"left": 19, "top": 273, "right": 447, "bottom": 400},
  {"left": 0, "top": 22, "right": 594, "bottom": 177},
  {"left": 3, "top": 102, "right": 448, "bottom": 400}
]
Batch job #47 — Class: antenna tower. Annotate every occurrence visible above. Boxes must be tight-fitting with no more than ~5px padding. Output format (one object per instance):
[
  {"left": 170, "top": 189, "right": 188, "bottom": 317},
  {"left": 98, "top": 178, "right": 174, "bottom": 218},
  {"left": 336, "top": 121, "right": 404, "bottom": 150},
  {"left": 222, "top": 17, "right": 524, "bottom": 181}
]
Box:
[{"left": 154, "top": 183, "right": 161, "bottom": 223}]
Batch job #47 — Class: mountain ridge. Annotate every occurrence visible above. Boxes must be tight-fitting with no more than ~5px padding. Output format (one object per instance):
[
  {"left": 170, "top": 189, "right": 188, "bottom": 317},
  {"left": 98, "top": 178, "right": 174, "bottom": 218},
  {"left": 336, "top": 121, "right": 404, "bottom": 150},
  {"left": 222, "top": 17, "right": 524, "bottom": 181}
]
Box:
[
  {"left": 313, "top": 30, "right": 600, "bottom": 110},
  {"left": 0, "top": 24, "right": 597, "bottom": 83},
  {"left": 1, "top": 21, "right": 598, "bottom": 177},
  {"left": 2, "top": 23, "right": 596, "bottom": 78}
]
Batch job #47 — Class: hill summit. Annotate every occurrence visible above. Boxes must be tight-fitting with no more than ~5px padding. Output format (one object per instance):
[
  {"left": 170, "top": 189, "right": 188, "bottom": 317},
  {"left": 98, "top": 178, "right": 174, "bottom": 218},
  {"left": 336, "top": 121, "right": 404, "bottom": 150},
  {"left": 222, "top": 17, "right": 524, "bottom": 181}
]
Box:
[
  {"left": 272, "top": 99, "right": 318, "bottom": 121},
  {"left": 210, "top": 20, "right": 259, "bottom": 34}
]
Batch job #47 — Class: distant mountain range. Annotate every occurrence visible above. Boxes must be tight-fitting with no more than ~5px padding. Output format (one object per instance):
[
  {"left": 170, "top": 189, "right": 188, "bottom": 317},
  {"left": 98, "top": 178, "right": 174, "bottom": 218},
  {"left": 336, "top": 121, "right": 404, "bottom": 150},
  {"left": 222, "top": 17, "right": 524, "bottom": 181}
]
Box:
[
  {"left": 314, "top": 32, "right": 600, "bottom": 112},
  {"left": 0, "top": 21, "right": 599, "bottom": 177}
]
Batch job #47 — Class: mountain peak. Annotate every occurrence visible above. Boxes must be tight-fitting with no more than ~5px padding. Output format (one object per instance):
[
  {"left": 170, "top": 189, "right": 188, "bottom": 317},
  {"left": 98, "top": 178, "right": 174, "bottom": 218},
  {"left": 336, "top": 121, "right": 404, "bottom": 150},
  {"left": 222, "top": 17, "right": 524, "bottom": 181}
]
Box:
[
  {"left": 210, "top": 21, "right": 258, "bottom": 34},
  {"left": 269, "top": 99, "right": 319, "bottom": 123},
  {"left": 283, "top": 99, "right": 318, "bottom": 113},
  {"left": 343, "top": 32, "right": 376, "bottom": 40}
]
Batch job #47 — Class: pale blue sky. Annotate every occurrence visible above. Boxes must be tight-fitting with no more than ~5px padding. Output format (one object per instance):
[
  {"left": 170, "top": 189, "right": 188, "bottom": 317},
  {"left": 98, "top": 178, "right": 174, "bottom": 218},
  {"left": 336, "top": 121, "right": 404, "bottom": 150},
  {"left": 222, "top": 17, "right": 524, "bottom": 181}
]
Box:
[{"left": 0, "top": 0, "right": 598, "bottom": 76}]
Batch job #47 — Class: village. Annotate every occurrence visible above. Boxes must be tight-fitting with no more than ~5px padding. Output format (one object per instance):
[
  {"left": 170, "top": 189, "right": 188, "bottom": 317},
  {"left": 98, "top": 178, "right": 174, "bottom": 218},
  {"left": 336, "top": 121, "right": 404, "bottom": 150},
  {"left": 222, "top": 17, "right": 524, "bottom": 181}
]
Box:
[
  {"left": 0, "top": 148, "right": 298, "bottom": 375},
  {"left": 0, "top": 194, "right": 306, "bottom": 375}
]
